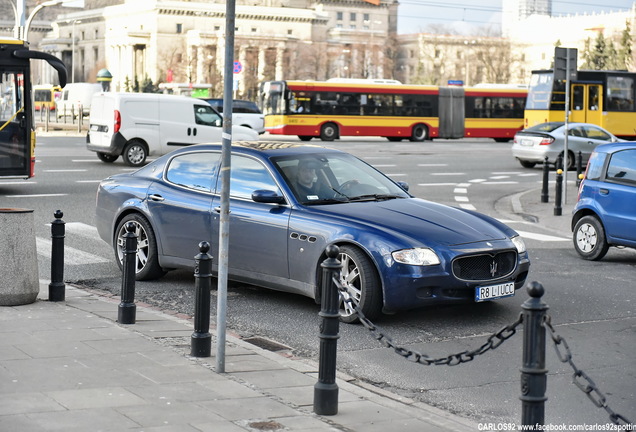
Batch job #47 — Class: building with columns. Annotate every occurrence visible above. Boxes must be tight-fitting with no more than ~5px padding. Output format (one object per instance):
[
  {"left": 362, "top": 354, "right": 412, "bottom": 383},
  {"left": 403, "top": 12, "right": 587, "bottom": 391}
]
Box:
[
  {"left": 5, "top": 0, "right": 636, "bottom": 96},
  {"left": 36, "top": 0, "right": 396, "bottom": 99}
]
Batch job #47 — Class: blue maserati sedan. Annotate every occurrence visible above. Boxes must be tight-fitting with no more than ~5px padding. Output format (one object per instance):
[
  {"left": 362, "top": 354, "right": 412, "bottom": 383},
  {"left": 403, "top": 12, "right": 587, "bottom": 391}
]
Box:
[{"left": 95, "top": 142, "right": 530, "bottom": 323}]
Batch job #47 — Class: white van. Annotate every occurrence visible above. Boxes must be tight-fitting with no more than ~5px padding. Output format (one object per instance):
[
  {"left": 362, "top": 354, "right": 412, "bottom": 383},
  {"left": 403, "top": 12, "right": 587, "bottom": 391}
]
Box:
[
  {"left": 199, "top": 98, "right": 265, "bottom": 134},
  {"left": 56, "top": 82, "right": 102, "bottom": 118},
  {"left": 87, "top": 92, "right": 259, "bottom": 166}
]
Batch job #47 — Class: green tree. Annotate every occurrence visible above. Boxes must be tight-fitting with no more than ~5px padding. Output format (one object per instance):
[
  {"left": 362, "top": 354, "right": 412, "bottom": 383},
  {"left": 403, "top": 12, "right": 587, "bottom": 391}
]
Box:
[{"left": 618, "top": 20, "right": 633, "bottom": 70}]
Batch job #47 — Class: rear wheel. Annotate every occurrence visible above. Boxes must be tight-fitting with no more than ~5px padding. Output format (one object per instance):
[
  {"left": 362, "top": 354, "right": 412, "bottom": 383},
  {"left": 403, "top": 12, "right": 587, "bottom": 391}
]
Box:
[
  {"left": 298, "top": 135, "right": 313, "bottom": 141},
  {"left": 410, "top": 124, "right": 428, "bottom": 141},
  {"left": 115, "top": 213, "right": 166, "bottom": 280},
  {"left": 97, "top": 152, "right": 118, "bottom": 163},
  {"left": 557, "top": 151, "right": 575, "bottom": 170},
  {"left": 337, "top": 245, "right": 383, "bottom": 324},
  {"left": 320, "top": 123, "right": 338, "bottom": 141},
  {"left": 122, "top": 140, "right": 147, "bottom": 167},
  {"left": 518, "top": 160, "right": 536, "bottom": 168},
  {"left": 573, "top": 215, "right": 609, "bottom": 260}
]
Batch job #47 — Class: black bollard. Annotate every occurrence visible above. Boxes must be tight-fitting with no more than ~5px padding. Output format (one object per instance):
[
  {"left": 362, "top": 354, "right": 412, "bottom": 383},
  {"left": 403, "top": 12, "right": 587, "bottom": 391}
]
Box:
[
  {"left": 576, "top": 151, "right": 583, "bottom": 187},
  {"left": 48, "top": 210, "right": 66, "bottom": 302},
  {"left": 191, "top": 241, "right": 212, "bottom": 358},
  {"left": 556, "top": 153, "right": 563, "bottom": 171},
  {"left": 314, "top": 245, "right": 342, "bottom": 416},
  {"left": 118, "top": 222, "right": 137, "bottom": 324},
  {"left": 520, "top": 281, "right": 549, "bottom": 427},
  {"left": 553, "top": 169, "right": 563, "bottom": 216},
  {"left": 541, "top": 157, "right": 549, "bottom": 203}
]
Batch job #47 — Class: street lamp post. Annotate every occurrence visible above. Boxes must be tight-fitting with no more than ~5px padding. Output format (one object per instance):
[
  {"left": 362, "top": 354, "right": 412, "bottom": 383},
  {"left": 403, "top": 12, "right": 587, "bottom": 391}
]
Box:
[{"left": 23, "top": 0, "right": 65, "bottom": 41}]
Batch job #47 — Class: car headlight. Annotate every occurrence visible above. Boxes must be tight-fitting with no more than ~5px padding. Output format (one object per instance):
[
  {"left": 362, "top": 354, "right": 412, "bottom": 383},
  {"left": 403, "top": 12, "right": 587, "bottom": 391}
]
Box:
[
  {"left": 511, "top": 235, "right": 526, "bottom": 254},
  {"left": 392, "top": 248, "right": 441, "bottom": 266}
]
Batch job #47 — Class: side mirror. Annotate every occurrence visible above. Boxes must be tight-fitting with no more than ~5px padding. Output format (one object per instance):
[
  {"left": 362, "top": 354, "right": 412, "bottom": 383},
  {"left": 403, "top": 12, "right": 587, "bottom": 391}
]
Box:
[
  {"left": 252, "top": 189, "right": 286, "bottom": 204},
  {"left": 396, "top": 181, "right": 409, "bottom": 192}
]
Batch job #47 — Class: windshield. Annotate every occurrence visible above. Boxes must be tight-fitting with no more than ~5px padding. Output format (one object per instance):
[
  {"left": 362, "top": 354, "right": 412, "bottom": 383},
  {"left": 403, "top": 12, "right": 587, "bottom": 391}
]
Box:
[{"left": 272, "top": 152, "right": 411, "bottom": 205}]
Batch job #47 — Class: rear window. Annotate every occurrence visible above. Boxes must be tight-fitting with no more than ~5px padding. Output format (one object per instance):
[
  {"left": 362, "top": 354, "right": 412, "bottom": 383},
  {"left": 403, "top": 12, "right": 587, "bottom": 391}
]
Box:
[
  {"left": 606, "top": 149, "right": 636, "bottom": 186},
  {"left": 524, "top": 122, "right": 563, "bottom": 133},
  {"left": 201, "top": 99, "right": 261, "bottom": 114}
]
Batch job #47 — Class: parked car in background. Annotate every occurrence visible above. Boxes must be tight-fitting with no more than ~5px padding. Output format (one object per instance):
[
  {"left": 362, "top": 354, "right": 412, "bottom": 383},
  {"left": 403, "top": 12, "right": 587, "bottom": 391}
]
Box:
[
  {"left": 56, "top": 82, "right": 102, "bottom": 118},
  {"left": 512, "top": 122, "right": 621, "bottom": 169},
  {"left": 572, "top": 142, "right": 636, "bottom": 260},
  {"left": 96, "top": 142, "right": 530, "bottom": 323},
  {"left": 200, "top": 98, "right": 265, "bottom": 134},
  {"left": 87, "top": 93, "right": 259, "bottom": 166}
]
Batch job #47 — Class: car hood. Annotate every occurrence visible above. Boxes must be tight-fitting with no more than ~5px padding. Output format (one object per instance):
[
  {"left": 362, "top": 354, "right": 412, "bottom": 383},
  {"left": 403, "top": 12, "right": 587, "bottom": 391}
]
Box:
[{"left": 311, "top": 198, "right": 511, "bottom": 247}]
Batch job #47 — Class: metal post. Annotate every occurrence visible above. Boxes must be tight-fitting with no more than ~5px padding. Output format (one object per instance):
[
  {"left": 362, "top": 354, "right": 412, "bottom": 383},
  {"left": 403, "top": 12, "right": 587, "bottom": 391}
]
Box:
[
  {"left": 191, "top": 241, "right": 212, "bottom": 357},
  {"left": 48, "top": 210, "right": 65, "bottom": 302},
  {"left": 77, "top": 106, "right": 82, "bottom": 133},
  {"left": 314, "top": 245, "right": 342, "bottom": 416},
  {"left": 118, "top": 222, "right": 137, "bottom": 324},
  {"left": 45, "top": 106, "right": 49, "bottom": 132},
  {"left": 541, "top": 157, "right": 549, "bottom": 203},
  {"left": 576, "top": 151, "right": 583, "bottom": 187},
  {"left": 520, "top": 281, "right": 549, "bottom": 427},
  {"left": 554, "top": 169, "right": 563, "bottom": 216}
]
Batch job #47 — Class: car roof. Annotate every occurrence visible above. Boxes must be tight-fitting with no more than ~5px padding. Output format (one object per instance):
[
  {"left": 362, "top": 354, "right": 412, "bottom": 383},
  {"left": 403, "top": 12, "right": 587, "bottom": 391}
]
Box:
[
  {"left": 592, "top": 141, "right": 636, "bottom": 154},
  {"left": 179, "top": 141, "right": 343, "bottom": 158}
]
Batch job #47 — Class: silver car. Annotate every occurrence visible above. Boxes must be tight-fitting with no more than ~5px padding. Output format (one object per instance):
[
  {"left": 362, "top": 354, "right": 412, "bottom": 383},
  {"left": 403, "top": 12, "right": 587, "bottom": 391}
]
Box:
[{"left": 512, "top": 122, "right": 621, "bottom": 169}]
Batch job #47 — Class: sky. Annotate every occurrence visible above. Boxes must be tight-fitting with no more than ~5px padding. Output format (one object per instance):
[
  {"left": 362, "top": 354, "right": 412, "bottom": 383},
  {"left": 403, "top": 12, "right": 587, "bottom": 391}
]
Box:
[{"left": 397, "top": 0, "right": 636, "bottom": 34}]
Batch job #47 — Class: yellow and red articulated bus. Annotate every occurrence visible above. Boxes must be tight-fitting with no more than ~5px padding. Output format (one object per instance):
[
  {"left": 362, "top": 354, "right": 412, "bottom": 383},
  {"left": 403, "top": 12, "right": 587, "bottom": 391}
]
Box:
[
  {"left": 0, "top": 38, "right": 66, "bottom": 180},
  {"left": 258, "top": 80, "right": 527, "bottom": 142},
  {"left": 525, "top": 69, "right": 636, "bottom": 139},
  {"left": 33, "top": 84, "right": 62, "bottom": 112}
]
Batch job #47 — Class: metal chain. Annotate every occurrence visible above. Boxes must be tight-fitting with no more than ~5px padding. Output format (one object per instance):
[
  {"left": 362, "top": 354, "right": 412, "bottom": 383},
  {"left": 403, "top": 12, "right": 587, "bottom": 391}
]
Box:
[
  {"left": 543, "top": 314, "right": 633, "bottom": 427},
  {"left": 333, "top": 276, "right": 523, "bottom": 366}
]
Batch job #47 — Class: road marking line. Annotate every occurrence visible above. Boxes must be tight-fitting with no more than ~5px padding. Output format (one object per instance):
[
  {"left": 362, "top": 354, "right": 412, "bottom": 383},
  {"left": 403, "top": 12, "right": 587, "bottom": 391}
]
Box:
[
  {"left": 5, "top": 193, "right": 67, "bottom": 198},
  {"left": 490, "top": 175, "right": 510, "bottom": 180},
  {"left": 456, "top": 183, "right": 471, "bottom": 187},
  {"left": 417, "top": 163, "right": 448, "bottom": 167},
  {"left": 516, "top": 230, "right": 569, "bottom": 242},
  {"left": 482, "top": 181, "right": 519, "bottom": 185},
  {"left": 36, "top": 237, "right": 111, "bottom": 264},
  {"left": 0, "top": 181, "right": 36, "bottom": 185},
  {"left": 469, "top": 179, "right": 487, "bottom": 183},
  {"left": 417, "top": 183, "right": 457, "bottom": 186},
  {"left": 459, "top": 203, "right": 476, "bottom": 210},
  {"left": 43, "top": 169, "right": 87, "bottom": 172},
  {"left": 455, "top": 196, "right": 469, "bottom": 202},
  {"left": 385, "top": 173, "right": 407, "bottom": 176},
  {"left": 76, "top": 180, "right": 102, "bottom": 183},
  {"left": 492, "top": 172, "right": 522, "bottom": 175},
  {"left": 431, "top": 172, "right": 464, "bottom": 176},
  {"left": 454, "top": 188, "right": 468, "bottom": 194}
]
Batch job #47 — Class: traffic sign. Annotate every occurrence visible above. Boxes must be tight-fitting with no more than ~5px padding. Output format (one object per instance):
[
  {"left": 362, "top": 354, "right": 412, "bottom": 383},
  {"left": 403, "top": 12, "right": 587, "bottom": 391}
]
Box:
[{"left": 233, "top": 61, "right": 242, "bottom": 74}]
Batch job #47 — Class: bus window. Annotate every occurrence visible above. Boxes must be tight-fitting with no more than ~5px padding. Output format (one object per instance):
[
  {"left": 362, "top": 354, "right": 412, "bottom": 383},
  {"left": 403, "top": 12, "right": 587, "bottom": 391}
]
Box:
[
  {"left": 0, "top": 72, "right": 27, "bottom": 175},
  {"left": 572, "top": 85, "right": 584, "bottom": 110},
  {"left": 607, "top": 76, "right": 634, "bottom": 111}
]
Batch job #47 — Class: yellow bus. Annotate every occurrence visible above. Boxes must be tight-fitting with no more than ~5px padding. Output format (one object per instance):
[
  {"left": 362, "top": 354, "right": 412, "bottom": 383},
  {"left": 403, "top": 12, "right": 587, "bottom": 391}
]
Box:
[
  {"left": 33, "top": 84, "right": 61, "bottom": 111},
  {"left": 525, "top": 69, "right": 636, "bottom": 139},
  {"left": 0, "top": 38, "right": 66, "bottom": 179},
  {"left": 258, "top": 80, "right": 527, "bottom": 142}
]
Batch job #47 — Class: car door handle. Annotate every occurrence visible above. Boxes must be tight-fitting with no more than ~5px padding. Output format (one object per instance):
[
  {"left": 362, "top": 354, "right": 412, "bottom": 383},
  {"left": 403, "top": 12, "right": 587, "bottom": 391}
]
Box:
[
  {"left": 193, "top": 127, "right": 197, "bottom": 136},
  {"left": 187, "top": 127, "right": 192, "bottom": 136},
  {"left": 599, "top": 188, "right": 609, "bottom": 195},
  {"left": 214, "top": 206, "right": 230, "bottom": 213},
  {"left": 149, "top": 194, "right": 165, "bottom": 202}
]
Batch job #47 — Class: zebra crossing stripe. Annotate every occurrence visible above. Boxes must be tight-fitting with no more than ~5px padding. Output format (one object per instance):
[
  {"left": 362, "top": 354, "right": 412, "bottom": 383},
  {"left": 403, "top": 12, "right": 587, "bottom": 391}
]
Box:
[
  {"left": 515, "top": 230, "right": 570, "bottom": 242},
  {"left": 36, "top": 237, "right": 110, "bottom": 265}
]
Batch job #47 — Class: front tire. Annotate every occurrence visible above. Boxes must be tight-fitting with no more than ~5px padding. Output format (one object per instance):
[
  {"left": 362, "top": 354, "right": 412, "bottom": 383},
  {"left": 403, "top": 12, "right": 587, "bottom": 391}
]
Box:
[
  {"left": 320, "top": 123, "right": 338, "bottom": 141},
  {"left": 115, "top": 213, "right": 166, "bottom": 280},
  {"left": 122, "top": 140, "right": 148, "bottom": 167},
  {"left": 337, "top": 245, "right": 383, "bottom": 324},
  {"left": 573, "top": 215, "right": 609, "bottom": 260}
]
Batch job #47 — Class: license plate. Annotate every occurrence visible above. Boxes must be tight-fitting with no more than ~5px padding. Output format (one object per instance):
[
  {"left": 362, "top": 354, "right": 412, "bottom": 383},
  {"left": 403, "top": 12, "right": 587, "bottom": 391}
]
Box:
[
  {"left": 475, "top": 282, "right": 515, "bottom": 302},
  {"left": 520, "top": 139, "right": 534, "bottom": 146}
]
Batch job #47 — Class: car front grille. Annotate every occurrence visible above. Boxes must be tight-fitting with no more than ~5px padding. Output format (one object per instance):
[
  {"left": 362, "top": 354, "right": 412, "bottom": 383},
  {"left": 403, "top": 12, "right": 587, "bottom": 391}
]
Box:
[{"left": 452, "top": 251, "right": 517, "bottom": 281}]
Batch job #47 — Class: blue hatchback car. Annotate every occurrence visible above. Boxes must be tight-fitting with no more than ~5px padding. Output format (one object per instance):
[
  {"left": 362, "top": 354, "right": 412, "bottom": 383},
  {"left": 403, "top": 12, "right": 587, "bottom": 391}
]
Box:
[
  {"left": 96, "top": 142, "right": 530, "bottom": 322},
  {"left": 572, "top": 142, "right": 636, "bottom": 260}
]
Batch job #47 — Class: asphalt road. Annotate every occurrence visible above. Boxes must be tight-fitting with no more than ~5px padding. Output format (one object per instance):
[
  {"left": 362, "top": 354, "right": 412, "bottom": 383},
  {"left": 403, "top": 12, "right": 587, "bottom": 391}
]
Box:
[{"left": 2, "top": 133, "right": 634, "bottom": 427}]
